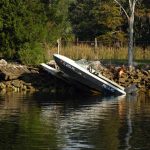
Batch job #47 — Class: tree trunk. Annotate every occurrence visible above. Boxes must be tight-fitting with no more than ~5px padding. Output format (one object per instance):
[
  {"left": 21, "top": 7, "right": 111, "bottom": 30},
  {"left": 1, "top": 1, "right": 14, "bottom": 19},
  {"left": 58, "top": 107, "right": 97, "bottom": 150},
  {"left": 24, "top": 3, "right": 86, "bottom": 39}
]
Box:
[{"left": 128, "top": 15, "right": 134, "bottom": 69}]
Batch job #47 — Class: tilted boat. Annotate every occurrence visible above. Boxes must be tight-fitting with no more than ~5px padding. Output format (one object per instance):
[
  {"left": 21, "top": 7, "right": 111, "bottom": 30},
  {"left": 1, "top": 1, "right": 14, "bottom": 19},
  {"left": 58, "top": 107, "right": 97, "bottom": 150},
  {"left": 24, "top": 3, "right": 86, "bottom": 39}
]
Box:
[{"left": 53, "top": 54, "right": 126, "bottom": 95}]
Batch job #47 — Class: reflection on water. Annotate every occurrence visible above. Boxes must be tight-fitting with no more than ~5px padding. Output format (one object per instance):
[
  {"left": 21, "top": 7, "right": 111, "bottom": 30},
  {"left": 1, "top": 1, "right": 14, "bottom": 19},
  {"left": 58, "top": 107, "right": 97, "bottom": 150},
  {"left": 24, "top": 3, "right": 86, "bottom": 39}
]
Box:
[{"left": 0, "top": 92, "right": 150, "bottom": 150}]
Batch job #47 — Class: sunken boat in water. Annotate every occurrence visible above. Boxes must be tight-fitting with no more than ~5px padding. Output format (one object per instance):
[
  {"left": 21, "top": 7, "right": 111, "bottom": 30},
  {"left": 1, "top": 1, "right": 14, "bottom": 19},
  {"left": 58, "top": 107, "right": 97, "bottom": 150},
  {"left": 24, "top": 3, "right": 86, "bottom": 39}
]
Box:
[{"left": 53, "top": 54, "right": 126, "bottom": 96}]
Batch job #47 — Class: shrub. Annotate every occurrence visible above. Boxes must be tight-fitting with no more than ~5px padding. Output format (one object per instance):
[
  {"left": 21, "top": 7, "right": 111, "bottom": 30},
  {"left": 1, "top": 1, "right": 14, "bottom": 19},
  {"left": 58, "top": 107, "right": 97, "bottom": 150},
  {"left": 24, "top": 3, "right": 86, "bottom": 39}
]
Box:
[{"left": 18, "top": 43, "right": 47, "bottom": 65}]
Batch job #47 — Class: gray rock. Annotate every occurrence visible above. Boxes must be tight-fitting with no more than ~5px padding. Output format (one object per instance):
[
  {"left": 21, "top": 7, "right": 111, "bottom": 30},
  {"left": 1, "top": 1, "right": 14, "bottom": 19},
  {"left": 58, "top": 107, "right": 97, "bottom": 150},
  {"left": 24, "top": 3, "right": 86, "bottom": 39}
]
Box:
[{"left": 125, "top": 84, "right": 138, "bottom": 94}]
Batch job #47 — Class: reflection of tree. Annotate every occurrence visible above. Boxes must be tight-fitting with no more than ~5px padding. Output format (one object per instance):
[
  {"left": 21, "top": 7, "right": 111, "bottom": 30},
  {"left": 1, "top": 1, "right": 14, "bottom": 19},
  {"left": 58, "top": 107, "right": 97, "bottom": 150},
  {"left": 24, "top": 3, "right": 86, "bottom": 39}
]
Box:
[
  {"left": 125, "top": 99, "right": 132, "bottom": 150},
  {"left": 0, "top": 92, "right": 150, "bottom": 150},
  {"left": 14, "top": 110, "right": 58, "bottom": 150},
  {"left": 129, "top": 93, "right": 150, "bottom": 149},
  {"left": 89, "top": 111, "right": 120, "bottom": 150},
  {"left": 0, "top": 93, "right": 25, "bottom": 119},
  {"left": 0, "top": 93, "right": 59, "bottom": 150},
  {"left": 120, "top": 93, "right": 150, "bottom": 150}
]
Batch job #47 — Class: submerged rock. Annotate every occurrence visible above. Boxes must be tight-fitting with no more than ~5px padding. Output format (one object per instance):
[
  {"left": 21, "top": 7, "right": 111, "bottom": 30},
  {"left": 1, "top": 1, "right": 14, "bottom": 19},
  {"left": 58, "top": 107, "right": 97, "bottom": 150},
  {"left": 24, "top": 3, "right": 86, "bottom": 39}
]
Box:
[{"left": 125, "top": 84, "right": 138, "bottom": 94}]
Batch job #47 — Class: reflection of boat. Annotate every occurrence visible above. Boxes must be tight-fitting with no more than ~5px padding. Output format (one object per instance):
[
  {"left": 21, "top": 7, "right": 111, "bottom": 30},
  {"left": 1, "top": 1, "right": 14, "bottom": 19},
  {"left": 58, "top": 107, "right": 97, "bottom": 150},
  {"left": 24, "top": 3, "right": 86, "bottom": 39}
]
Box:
[
  {"left": 40, "top": 95, "right": 125, "bottom": 149},
  {"left": 41, "top": 95, "right": 125, "bottom": 123},
  {"left": 53, "top": 54, "right": 126, "bottom": 95}
]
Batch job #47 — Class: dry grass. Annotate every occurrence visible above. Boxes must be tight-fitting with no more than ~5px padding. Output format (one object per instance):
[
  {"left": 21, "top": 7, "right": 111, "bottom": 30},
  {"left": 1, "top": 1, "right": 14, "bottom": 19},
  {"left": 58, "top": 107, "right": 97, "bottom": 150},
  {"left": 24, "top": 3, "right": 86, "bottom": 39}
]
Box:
[{"left": 45, "top": 44, "right": 150, "bottom": 61}]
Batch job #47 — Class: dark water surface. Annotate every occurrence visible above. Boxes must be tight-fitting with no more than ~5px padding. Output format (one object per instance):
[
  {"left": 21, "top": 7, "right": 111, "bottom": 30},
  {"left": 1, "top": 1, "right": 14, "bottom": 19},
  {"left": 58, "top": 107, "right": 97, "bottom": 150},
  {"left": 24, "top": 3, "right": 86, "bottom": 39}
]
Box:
[{"left": 0, "top": 92, "right": 150, "bottom": 150}]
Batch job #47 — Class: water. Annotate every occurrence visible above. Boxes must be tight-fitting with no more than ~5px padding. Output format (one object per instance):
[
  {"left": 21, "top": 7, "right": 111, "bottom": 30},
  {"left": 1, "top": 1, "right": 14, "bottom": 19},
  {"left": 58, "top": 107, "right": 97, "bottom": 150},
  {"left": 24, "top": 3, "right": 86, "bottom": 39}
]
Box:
[{"left": 0, "top": 92, "right": 150, "bottom": 150}]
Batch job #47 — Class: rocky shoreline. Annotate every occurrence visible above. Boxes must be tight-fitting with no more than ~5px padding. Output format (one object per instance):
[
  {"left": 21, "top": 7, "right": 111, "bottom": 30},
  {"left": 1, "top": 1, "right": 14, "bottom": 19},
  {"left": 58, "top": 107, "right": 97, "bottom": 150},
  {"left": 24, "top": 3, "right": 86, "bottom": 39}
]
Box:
[
  {"left": 0, "top": 59, "right": 150, "bottom": 96},
  {"left": 0, "top": 59, "right": 70, "bottom": 94}
]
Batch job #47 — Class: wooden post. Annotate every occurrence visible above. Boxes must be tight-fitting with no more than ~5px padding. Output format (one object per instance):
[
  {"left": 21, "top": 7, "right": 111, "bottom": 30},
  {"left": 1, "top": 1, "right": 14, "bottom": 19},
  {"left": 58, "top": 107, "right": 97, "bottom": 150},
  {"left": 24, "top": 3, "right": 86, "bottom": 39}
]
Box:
[
  {"left": 57, "top": 38, "right": 61, "bottom": 54},
  {"left": 94, "top": 38, "right": 98, "bottom": 54},
  {"left": 95, "top": 38, "right": 98, "bottom": 48}
]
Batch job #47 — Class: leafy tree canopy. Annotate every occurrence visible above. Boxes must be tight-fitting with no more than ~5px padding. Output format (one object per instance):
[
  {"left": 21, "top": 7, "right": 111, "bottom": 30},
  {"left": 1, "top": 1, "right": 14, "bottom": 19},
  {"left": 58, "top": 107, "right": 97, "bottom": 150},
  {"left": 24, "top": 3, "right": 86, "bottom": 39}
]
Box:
[
  {"left": 0, "top": 0, "right": 73, "bottom": 61},
  {"left": 69, "top": 0, "right": 124, "bottom": 42}
]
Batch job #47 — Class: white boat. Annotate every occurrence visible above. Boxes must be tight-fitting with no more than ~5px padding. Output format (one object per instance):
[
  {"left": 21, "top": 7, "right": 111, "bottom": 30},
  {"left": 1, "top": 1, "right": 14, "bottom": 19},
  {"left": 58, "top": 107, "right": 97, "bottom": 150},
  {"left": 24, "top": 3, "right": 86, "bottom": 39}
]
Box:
[{"left": 53, "top": 54, "right": 126, "bottom": 95}]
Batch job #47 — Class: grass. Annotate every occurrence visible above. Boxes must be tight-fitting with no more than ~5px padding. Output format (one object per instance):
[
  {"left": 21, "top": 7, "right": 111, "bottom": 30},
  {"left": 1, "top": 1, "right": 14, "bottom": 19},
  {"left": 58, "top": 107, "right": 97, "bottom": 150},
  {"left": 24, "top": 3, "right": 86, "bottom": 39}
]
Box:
[{"left": 46, "top": 44, "right": 150, "bottom": 63}]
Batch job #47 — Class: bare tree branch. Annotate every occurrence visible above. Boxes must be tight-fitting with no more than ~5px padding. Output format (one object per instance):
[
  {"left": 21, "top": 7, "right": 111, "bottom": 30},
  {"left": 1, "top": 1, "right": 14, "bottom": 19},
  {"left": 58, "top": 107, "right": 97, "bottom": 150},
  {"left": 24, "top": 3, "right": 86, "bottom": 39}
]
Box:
[
  {"left": 132, "top": 0, "right": 138, "bottom": 14},
  {"left": 114, "top": 0, "right": 141, "bottom": 68},
  {"left": 129, "top": 0, "right": 132, "bottom": 11},
  {"left": 132, "top": 1, "right": 136, "bottom": 11},
  {"left": 114, "top": 0, "right": 130, "bottom": 20}
]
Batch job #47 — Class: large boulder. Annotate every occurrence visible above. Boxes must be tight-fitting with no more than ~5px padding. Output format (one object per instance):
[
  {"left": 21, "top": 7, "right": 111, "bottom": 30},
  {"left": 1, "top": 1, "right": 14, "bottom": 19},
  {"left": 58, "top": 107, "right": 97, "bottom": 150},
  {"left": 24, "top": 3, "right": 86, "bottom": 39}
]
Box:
[{"left": 0, "top": 63, "right": 31, "bottom": 80}]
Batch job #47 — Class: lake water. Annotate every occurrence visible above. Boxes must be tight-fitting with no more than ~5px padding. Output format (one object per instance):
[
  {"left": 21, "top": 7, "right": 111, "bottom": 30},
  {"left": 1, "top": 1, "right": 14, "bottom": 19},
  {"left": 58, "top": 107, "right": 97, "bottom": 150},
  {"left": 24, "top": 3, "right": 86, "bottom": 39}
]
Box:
[{"left": 0, "top": 92, "right": 150, "bottom": 150}]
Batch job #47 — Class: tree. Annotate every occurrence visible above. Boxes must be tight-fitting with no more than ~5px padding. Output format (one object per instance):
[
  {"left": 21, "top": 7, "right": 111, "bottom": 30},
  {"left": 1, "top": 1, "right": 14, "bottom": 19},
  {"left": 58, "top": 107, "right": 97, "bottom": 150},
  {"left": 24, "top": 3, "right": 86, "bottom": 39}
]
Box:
[
  {"left": 0, "top": 0, "right": 73, "bottom": 63},
  {"left": 114, "top": 0, "right": 141, "bottom": 68},
  {"left": 134, "top": 1, "right": 150, "bottom": 46},
  {"left": 69, "top": 0, "right": 124, "bottom": 41},
  {"left": 43, "top": 0, "right": 73, "bottom": 42},
  {"left": 0, "top": 0, "right": 48, "bottom": 59}
]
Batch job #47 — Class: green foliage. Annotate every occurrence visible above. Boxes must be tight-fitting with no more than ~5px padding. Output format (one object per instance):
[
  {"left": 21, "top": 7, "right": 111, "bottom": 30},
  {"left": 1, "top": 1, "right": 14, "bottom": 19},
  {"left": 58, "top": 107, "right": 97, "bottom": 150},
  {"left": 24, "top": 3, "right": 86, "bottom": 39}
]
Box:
[
  {"left": 0, "top": 0, "right": 73, "bottom": 62},
  {"left": 18, "top": 43, "right": 46, "bottom": 65},
  {"left": 98, "top": 3, "right": 123, "bottom": 30},
  {"left": 0, "top": 0, "right": 47, "bottom": 59},
  {"left": 98, "top": 31, "right": 127, "bottom": 45},
  {"left": 69, "top": 0, "right": 100, "bottom": 40},
  {"left": 42, "top": 0, "right": 74, "bottom": 43},
  {"left": 69, "top": 0, "right": 124, "bottom": 41},
  {"left": 134, "top": 1, "right": 150, "bottom": 45},
  {"left": 0, "top": 0, "right": 149, "bottom": 63}
]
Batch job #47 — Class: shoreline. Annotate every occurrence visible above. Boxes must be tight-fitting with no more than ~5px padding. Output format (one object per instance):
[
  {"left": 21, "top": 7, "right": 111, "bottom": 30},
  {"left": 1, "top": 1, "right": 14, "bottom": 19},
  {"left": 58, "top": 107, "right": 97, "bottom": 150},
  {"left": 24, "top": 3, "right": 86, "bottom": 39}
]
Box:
[{"left": 0, "top": 59, "right": 149, "bottom": 96}]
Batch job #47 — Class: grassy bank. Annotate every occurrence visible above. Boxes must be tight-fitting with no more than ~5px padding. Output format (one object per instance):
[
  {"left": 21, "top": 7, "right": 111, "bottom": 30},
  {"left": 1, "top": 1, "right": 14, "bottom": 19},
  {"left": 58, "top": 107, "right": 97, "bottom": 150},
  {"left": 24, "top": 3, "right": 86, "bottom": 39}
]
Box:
[{"left": 48, "top": 44, "right": 150, "bottom": 63}]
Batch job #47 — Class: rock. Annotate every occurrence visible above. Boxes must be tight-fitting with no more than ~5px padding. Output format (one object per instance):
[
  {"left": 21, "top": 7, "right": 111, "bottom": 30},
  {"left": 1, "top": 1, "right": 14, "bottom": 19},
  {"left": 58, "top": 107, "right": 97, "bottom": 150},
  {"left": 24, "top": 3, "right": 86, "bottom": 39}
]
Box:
[
  {"left": 47, "top": 60, "right": 57, "bottom": 68},
  {"left": 136, "top": 71, "right": 143, "bottom": 77},
  {"left": 27, "top": 85, "right": 36, "bottom": 91},
  {"left": 0, "top": 59, "right": 149, "bottom": 94},
  {"left": 133, "top": 79, "right": 141, "bottom": 83},
  {"left": 47, "top": 60, "right": 56, "bottom": 65},
  {"left": 22, "top": 85, "right": 27, "bottom": 91},
  {"left": 125, "top": 84, "right": 138, "bottom": 94},
  {"left": 6, "top": 85, "right": 14, "bottom": 92},
  {"left": 0, "top": 64, "right": 31, "bottom": 80},
  {"left": 0, "top": 59, "right": 7, "bottom": 66},
  {"left": 12, "top": 80, "right": 21, "bottom": 88},
  {"left": 119, "top": 78, "right": 126, "bottom": 83},
  {"left": 24, "top": 82, "right": 32, "bottom": 86},
  {"left": 142, "top": 70, "right": 149, "bottom": 76},
  {"left": 0, "top": 83, "right": 6, "bottom": 89}
]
